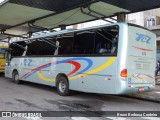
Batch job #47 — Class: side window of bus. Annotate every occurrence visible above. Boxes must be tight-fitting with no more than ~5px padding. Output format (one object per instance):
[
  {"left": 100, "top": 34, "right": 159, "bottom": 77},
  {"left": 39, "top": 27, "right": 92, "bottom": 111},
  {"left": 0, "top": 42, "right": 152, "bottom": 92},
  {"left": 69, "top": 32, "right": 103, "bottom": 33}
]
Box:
[
  {"left": 26, "top": 37, "right": 57, "bottom": 56},
  {"left": 10, "top": 38, "right": 57, "bottom": 56},
  {"left": 73, "top": 31, "right": 95, "bottom": 54},
  {"left": 0, "top": 48, "right": 7, "bottom": 58},
  {"left": 10, "top": 41, "right": 26, "bottom": 56},
  {"left": 94, "top": 26, "right": 119, "bottom": 55},
  {"left": 0, "top": 48, "right": 7, "bottom": 54},
  {"left": 57, "top": 34, "right": 74, "bottom": 55}
]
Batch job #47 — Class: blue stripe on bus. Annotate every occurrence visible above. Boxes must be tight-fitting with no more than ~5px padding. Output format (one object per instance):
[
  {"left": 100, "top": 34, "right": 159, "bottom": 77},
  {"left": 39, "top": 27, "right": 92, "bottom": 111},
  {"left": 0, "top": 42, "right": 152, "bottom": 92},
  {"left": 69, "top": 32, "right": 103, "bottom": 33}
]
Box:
[{"left": 23, "top": 57, "right": 93, "bottom": 79}]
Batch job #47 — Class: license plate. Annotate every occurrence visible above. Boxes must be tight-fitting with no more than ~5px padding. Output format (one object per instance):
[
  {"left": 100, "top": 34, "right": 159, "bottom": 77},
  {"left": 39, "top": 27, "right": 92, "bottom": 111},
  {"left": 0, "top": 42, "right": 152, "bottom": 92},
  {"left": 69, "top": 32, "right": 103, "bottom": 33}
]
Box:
[{"left": 138, "top": 87, "right": 144, "bottom": 92}]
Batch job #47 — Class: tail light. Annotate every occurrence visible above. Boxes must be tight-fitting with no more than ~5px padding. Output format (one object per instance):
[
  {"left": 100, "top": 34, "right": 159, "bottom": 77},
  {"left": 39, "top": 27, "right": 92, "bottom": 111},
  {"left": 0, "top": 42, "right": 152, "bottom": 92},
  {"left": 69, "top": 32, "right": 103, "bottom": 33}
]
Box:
[{"left": 120, "top": 69, "right": 127, "bottom": 77}]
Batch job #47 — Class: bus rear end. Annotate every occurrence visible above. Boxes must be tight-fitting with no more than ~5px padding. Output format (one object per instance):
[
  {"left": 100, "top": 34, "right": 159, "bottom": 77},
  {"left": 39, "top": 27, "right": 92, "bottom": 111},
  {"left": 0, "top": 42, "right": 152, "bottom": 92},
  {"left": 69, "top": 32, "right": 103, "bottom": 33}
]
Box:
[{"left": 118, "top": 24, "right": 156, "bottom": 94}]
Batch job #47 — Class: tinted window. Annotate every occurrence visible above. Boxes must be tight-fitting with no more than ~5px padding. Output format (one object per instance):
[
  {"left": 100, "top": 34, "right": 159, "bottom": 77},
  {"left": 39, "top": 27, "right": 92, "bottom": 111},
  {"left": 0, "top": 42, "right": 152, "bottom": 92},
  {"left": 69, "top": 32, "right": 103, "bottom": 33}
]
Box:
[{"left": 73, "top": 31, "right": 95, "bottom": 54}]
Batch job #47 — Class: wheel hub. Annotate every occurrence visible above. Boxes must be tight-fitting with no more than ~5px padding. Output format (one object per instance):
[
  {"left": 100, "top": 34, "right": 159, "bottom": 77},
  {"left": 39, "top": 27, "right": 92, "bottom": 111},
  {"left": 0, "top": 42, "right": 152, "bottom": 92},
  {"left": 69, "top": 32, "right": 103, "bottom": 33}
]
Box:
[
  {"left": 15, "top": 74, "right": 19, "bottom": 81},
  {"left": 59, "top": 81, "right": 66, "bottom": 93}
]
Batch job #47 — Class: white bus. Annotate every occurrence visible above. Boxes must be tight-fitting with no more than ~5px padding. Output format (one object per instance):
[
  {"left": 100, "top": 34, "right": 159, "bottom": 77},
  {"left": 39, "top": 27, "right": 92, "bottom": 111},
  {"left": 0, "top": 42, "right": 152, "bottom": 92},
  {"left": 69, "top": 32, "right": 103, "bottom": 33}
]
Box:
[{"left": 5, "top": 23, "right": 156, "bottom": 96}]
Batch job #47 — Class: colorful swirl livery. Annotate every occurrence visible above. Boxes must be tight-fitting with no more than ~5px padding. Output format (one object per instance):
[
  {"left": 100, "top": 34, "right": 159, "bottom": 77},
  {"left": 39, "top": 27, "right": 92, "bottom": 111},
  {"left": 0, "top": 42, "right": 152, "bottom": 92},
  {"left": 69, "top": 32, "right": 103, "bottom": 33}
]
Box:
[{"left": 21, "top": 57, "right": 116, "bottom": 82}]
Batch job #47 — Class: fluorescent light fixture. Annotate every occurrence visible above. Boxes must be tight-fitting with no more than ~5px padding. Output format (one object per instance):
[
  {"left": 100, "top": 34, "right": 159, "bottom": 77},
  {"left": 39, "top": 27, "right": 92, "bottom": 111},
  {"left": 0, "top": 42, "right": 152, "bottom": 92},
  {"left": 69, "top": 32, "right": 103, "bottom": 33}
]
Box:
[
  {"left": 0, "top": 0, "right": 8, "bottom": 7},
  {"left": 0, "top": 0, "right": 5, "bottom": 3}
]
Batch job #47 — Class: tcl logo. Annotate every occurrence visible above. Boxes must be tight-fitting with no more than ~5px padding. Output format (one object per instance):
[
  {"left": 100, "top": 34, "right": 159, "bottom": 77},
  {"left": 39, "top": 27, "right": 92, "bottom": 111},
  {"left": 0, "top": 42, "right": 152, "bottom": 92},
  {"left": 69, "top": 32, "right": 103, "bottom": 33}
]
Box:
[{"left": 136, "top": 33, "right": 151, "bottom": 44}]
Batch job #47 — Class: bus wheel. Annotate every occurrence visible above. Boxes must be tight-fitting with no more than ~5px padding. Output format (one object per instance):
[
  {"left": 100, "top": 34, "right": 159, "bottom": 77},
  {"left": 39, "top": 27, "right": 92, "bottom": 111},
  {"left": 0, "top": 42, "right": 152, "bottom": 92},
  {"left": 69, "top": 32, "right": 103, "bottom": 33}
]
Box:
[
  {"left": 56, "top": 76, "right": 70, "bottom": 96},
  {"left": 13, "top": 71, "right": 21, "bottom": 84}
]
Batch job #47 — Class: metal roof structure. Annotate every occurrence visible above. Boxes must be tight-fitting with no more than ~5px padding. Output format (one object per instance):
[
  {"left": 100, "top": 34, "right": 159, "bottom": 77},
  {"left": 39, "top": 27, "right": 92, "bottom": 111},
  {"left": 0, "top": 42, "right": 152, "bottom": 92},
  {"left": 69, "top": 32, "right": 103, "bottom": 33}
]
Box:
[{"left": 1, "top": 0, "right": 160, "bottom": 41}]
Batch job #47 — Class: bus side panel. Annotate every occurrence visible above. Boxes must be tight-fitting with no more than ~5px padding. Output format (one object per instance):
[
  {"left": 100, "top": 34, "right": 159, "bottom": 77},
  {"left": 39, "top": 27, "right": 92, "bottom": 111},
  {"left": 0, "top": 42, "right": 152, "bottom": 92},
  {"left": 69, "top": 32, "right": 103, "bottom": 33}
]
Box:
[
  {"left": 5, "top": 56, "right": 118, "bottom": 94},
  {"left": 5, "top": 58, "right": 28, "bottom": 79},
  {"left": 19, "top": 57, "right": 72, "bottom": 86},
  {"left": 69, "top": 57, "right": 117, "bottom": 94},
  {"left": 5, "top": 65, "right": 12, "bottom": 78}
]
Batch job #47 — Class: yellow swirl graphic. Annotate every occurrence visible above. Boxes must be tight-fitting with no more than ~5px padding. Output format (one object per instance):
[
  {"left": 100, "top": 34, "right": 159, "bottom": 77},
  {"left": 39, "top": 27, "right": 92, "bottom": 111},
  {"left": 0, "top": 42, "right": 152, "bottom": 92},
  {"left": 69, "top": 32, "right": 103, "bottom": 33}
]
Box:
[
  {"left": 69, "top": 57, "right": 116, "bottom": 80},
  {"left": 38, "top": 57, "right": 116, "bottom": 82},
  {"left": 38, "top": 71, "right": 56, "bottom": 82}
]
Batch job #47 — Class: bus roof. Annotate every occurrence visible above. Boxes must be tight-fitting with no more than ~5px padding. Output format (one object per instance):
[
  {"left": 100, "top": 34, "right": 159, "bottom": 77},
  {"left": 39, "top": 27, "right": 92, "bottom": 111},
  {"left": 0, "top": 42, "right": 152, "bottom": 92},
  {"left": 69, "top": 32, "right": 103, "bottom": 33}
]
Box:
[
  {"left": 11, "top": 22, "right": 151, "bottom": 44},
  {"left": 11, "top": 22, "right": 127, "bottom": 43}
]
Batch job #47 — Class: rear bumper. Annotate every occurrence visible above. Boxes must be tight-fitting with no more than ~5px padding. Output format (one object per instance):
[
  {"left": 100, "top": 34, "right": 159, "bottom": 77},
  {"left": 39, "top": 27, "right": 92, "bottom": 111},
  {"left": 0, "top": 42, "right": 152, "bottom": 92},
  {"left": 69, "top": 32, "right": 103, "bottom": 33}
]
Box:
[
  {"left": 116, "top": 83, "right": 155, "bottom": 94},
  {"left": 128, "top": 85, "right": 154, "bottom": 94}
]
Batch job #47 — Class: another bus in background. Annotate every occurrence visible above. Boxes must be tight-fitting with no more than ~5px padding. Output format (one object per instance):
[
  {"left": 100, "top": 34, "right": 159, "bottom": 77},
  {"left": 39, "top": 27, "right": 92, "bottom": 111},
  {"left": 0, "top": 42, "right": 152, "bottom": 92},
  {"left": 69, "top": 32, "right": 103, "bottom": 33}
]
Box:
[{"left": 0, "top": 46, "right": 8, "bottom": 73}]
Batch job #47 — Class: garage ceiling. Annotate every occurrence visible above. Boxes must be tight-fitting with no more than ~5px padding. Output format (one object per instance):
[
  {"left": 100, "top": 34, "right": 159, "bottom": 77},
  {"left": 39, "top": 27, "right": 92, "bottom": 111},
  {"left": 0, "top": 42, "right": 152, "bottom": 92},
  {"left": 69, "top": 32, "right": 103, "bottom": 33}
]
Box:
[{"left": 1, "top": 0, "right": 160, "bottom": 40}]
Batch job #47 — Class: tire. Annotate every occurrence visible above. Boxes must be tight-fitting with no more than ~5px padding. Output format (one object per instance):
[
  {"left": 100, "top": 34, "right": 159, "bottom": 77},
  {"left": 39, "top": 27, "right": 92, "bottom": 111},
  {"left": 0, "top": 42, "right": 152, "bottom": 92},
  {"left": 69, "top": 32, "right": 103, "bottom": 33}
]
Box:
[
  {"left": 13, "top": 71, "right": 21, "bottom": 84},
  {"left": 56, "top": 76, "right": 70, "bottom": 96}
]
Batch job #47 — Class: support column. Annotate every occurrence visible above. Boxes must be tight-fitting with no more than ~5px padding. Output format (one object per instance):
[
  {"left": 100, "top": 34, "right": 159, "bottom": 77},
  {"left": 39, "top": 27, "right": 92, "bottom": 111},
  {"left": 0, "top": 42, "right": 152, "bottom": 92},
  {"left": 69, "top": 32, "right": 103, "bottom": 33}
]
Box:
[
  {"left": 117, "top": 13, "right": 126, "bottom": 22},
  {"left": 28, "top": 32, "right": 32, "bottom": 38},
  {"left": 59, "top": 24, "right": 66, "bottom": 30},
  {"left": 8, "top": 37, "right": 11, "bottom": 46}
]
